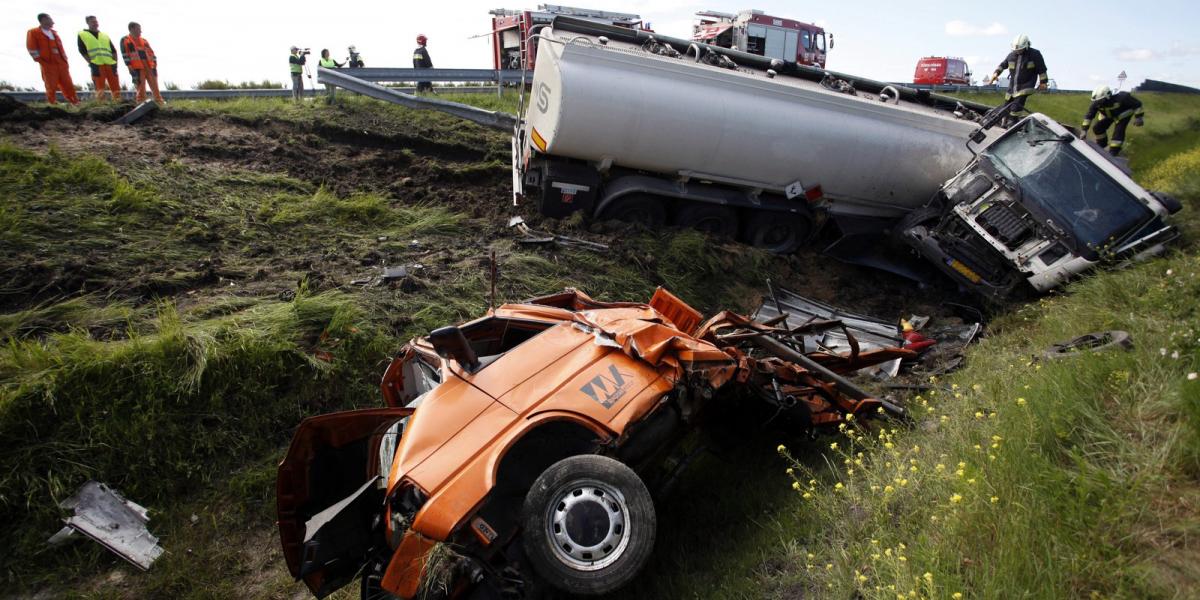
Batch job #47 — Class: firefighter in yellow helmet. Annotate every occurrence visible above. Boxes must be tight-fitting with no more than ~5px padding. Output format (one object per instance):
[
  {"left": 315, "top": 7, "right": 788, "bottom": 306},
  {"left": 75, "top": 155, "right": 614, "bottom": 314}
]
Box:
[
  {"left": 1080, "top": 86, "right": 1145, "bottom": 156},
  {"left": 987, "top": 34, "right": 1048, "bottom": 119}
]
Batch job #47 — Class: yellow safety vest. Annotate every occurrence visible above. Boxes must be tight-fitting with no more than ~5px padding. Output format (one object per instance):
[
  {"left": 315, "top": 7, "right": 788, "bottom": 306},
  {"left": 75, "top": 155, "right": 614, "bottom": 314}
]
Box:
[
  {"left": 78, "top": 30, "right": 116, "bottom": 65},
  {"left": 319, "top": 58, "right": 336, "bottom": 68}
]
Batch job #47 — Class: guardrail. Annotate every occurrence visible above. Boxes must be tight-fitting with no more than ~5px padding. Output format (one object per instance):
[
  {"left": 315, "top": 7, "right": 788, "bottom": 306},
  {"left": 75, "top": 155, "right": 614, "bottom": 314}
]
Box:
[
  {"left": 903, "top": 83, "right": 1087, "bottom": 94},
  {"left": 318, "top": 67, "right": 518, "bottom": 131},
  {"left": 339, "top": 68, "right": 531, "bottom": 84},
  {"left": 3, "top": 84, "right": 507, "bottom": 104}
]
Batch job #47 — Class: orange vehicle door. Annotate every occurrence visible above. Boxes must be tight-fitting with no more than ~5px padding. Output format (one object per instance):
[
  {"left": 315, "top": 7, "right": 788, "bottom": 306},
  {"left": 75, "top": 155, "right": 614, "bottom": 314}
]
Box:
[{"left": 277, "top": 408, "right": 413, "bottom": 599}]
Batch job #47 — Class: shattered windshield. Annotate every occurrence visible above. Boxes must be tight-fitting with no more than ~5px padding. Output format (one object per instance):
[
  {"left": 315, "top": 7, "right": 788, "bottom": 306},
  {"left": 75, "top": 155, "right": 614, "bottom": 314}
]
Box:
[{"left": 983, "top": 119, "right": 1152, "bottom": 250}]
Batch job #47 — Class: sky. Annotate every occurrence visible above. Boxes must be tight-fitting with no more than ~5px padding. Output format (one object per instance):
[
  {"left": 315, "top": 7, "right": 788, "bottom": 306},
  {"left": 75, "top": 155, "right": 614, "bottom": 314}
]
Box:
[{"left": 4, "top": 0, "right": 1199, "bottom": 91}]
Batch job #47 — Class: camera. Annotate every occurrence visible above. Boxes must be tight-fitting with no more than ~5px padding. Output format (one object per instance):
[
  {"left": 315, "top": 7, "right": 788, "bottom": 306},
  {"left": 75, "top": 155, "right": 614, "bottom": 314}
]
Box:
[{"left": 302, "top": 48, "right": 311, "bottom": 55}]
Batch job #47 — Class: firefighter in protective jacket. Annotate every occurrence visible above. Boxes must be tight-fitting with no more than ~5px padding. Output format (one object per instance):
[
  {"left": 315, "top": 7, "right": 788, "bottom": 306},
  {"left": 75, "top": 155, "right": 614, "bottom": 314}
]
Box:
[
  {"left": 413, "top": 34, "right": 433, "bottom": 93},
  {"left": 1080, "top": 86, "right": 1145, "bottom": 156},
  {"left": 987, "top": 34, "right": 1048, "bottom": 118}
]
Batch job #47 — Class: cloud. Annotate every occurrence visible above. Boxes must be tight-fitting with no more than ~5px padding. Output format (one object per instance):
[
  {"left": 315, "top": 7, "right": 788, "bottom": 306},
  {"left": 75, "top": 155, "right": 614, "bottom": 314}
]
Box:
[
  {"left": 1115, "top": 47, "right": 1157, "bottom": 61},
  {"left": 1167, "top": 43, "right": 1200, "bottom": 57},
  {"left": 944, "top": 20, "right": 1008, "bottom": 37}
]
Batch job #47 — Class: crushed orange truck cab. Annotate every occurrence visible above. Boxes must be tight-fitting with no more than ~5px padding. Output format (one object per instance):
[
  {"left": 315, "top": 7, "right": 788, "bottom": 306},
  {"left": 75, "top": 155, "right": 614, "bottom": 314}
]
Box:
[{"left": 277, "top": 288, "right": 911, "bottom": 599}]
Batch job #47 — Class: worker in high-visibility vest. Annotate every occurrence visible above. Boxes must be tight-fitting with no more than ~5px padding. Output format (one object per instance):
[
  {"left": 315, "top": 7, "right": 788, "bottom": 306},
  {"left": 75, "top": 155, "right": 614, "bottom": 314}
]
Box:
[
  {"left": 77, "top": 16, "right": 120, "bottom": 102},
  {"left": 120, "top": 22, "right": 163, "bottom": 103},
  {"left": 413, "top": 35, "right": 433, "bottom": 94},
  {"left": 289, "top": 46, "right": 310, "bottom": 102},
  {"left": 318, "top": 49, "right": 342, "bottom": 103},
  {"left": 1080, "top": 86, "right": 1145, "bottom": 156},
  {"left": 986, "top": 34, "right": 1048, "bottom": 119},
  {"left": 26, "top": 13, "right": 80, "bottom": 105}
]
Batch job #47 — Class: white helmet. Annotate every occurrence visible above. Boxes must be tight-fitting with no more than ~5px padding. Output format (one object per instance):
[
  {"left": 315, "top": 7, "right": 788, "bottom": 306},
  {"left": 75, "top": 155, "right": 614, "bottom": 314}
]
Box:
[
  {"left": 1091, "top": 85, "right": 1113, "bottom": 101},
  {"left": 348, "top": 45, "right": 356, "bottom": 52},
  {"left": 1012, "top": 34, "right": 1030, "bottom": 50}
]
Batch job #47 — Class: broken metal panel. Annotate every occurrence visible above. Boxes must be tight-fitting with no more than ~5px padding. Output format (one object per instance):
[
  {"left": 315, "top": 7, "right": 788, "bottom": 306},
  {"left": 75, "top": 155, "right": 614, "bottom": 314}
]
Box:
[
  {"left": 50, "top": 481, "right": 163, "bottom": 570},
  {"left": 753, "top": 286, "right": 904, "bottom": 354},
  {"left": 112, "top": 100, "right": 159, "bottom": 125}
]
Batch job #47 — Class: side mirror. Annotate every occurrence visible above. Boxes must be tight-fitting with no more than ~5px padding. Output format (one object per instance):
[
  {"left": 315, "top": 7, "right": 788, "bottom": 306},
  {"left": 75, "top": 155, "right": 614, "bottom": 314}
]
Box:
[{"left": 428, "top": 326, "right": 480, "bottom": 371}]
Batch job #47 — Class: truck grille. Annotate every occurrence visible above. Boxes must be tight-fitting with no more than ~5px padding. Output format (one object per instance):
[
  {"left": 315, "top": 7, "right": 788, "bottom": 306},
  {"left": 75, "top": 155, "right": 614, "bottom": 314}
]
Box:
[{"left": 976, "top": 203, "right": 1032, "bottom": 249}]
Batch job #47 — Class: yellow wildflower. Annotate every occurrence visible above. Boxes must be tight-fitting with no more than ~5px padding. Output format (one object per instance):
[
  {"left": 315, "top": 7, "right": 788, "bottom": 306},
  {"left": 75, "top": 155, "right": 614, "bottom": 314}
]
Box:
[
  {"left": 792, "top": 481, "right": 801, "bottom": 490},
  {"left": 830, "top": 442, "right": 839, "bottom": 450},
  {"left": 777, "top": 444, "right": 787, "bottom": 453},
  {"left": 950, "top": 493, "right": 963, "bottom": 503},
  {"left": 991, "top": 496, "right": 999, "bottom": 503},
  {"left": 1017, "top": 397, "right": 1027, "bottom": 406}
]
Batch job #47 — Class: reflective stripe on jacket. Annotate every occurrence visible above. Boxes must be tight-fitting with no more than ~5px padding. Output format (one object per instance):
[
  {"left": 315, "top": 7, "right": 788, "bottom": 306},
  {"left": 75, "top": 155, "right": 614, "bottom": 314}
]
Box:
[
  {"left": 1082, "top": 92, "right": 1145, "bottom": 128},
  {"left": 78, "top": 30, "right": 117, "bottom": 65},
  {"left": 26, "top": 27, "right": 68, "bottom": 64},
  {"left": 120, "top": 35, "right": 156, "bottom": 69},
  {"left": 991, "top": 48, "right": 1048, "bottom": 96}
]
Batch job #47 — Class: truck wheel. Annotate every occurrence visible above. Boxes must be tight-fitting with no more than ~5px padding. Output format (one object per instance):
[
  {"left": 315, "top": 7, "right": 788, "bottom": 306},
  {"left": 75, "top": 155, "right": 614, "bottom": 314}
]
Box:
[
  {"left": 744, "top": 211, "right": 812, "bottom": 254},
  {"left": 672, "top": 204, "right": 738, "bottom": 238},
  {"left": 599, "top": 194, "right": 667, "bottom": 229},
  {"left": 522, "top": 455, "right": 655, "bottom": 596}
]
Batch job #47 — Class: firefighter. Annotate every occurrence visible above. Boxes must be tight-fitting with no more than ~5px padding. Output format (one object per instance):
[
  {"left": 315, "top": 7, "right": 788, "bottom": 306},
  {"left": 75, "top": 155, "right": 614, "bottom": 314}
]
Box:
[
  {"left": 413, "top": 34, "right": 433, "bottom": 94},
  {"left": 1080, "top": 86, "right": 1145, "bottom": 156},
  {"left": 318, "top": 49, "right": 342, "bottom": 103},
  {"left": 26, "top": 13, "right": 80, "bottom": 106},
  {"left": 986, "top": 34, "right": 1048, "bottom": 119},
  {"left": 77, "top": 16, "right": 120, "bottom": 102},
  {"left": 347, "top": 45, "right": 365, "bottom": 68},
  {"left": 289, "top": 46, "right": 310, "bottom": 102},
  {"left": 120, "top": 22, "right": 163, "bottom": 104}
]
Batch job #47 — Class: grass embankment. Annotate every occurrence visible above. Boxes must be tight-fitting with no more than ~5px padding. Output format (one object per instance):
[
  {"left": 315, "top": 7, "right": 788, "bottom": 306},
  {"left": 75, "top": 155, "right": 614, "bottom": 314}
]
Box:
[
  {"left": 0, "top": 95, "right": 783, "bottom": 595},
  {"left": 637, "top": 94, "right": 1200, "bottom": 599}
]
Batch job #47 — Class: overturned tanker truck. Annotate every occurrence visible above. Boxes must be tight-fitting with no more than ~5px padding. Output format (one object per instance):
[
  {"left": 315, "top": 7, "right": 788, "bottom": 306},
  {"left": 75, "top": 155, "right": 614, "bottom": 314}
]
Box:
[{"left": 513, "top": 16, "right": 1181, "bottom": 298}]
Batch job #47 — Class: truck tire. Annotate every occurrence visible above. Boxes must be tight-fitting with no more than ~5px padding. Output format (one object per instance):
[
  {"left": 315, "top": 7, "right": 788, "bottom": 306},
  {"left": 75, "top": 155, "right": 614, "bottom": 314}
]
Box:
[
  {"left": 522, "top": 455, "right": 655, "bottom": 596},
  {"left": 599, "top": 194, "right": 667, "bottom": 230},
  {"left": 744, "top": 210, "right": 812, "bottom": 254},
  {"left": 672, "top": 204, "right": 738, "bottom": 238}
]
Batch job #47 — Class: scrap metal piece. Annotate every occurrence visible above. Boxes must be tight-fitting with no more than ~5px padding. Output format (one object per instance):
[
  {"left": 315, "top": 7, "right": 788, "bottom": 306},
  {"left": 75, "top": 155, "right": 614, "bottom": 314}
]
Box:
[
  {"left": 112, "top": 100, "right": 159, "bottom": 125},
  {"left": 507, "top": 216, "right": 609, "bottom": 252},
  {"left": 753, "top": 286, "right": 904, "bottom": 379},
  {"left": 1043, "top": 330, "right": 1132, "bottom": 360},
  {"left": 49, "top": 481, "right": 163, "bottom": 570}
]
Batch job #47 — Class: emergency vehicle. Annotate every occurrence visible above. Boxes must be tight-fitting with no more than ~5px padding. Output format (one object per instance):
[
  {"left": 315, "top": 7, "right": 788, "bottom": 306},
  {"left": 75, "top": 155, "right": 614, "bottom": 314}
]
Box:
[
  {"left": 490, "top": 4, "right": 649, "bottom": 71},
  {"left": 913, "top": 56, "right": 971, "bottom": 85},
  {"left": 692, "top": 9, "right": 829, "bottom": 68}
]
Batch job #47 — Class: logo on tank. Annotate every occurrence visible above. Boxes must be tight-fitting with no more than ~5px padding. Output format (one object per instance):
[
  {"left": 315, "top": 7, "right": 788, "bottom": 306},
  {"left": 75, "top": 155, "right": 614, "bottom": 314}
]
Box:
[
  {"left": 536, "top": 83, "right": 551, "bottom": 113},
  {"left": 580, "top": 364, "right": 634, "bottom": 408}
]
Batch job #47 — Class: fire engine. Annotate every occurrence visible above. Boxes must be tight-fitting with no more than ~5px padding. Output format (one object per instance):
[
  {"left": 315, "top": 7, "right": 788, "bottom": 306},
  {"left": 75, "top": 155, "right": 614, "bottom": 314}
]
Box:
[
  {"left": 692, "top": 9, "right": 829, "bottom": 68},
  {"left": 913, "top": 57, "right": 971, "bottom": 85},
  {"left": 490, "top": 4, "right": 649, "bottom": 71}
]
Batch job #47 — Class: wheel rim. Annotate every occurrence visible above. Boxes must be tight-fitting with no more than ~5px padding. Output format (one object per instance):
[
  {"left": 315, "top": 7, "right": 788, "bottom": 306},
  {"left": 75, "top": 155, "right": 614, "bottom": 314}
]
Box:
[{"left": 545, "top": 478, "right": 631, "bottom": 571}]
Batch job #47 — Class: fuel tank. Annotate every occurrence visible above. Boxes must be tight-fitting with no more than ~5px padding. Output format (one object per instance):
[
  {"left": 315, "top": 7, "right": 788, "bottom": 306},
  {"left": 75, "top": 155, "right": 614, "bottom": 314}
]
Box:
[{"left": 523, "top": 26, "right": 985, "bottom": 217}]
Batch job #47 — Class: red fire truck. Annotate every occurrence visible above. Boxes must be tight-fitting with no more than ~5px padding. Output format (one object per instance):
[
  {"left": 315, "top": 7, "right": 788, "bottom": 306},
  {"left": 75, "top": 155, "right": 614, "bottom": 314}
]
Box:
[
  {"left": 692, "top": 9, "right": 829, "bottom": 68},
  {"left": 912, "top": 57, "right": 971, "bottom": 85},
  {"left": 490, "top": 4, "right": 649, "bottom": 71}
]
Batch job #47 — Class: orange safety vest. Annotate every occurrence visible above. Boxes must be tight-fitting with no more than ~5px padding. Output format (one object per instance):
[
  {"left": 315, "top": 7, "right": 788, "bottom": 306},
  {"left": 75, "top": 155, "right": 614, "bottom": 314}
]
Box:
[
  {"left": 26, "top": 27, "right": 68, "bottom": 64},
  {"left": 120, "top": 35, "right": 157, "bottom": 69}
]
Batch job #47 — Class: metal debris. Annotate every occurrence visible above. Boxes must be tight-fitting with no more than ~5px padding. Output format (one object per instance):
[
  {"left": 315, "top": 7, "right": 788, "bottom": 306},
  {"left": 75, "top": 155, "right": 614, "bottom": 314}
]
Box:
[
  {"left": 112, "top": 100, "right": 159, "bottom": 125},
  {"left": 508, "top": 216, "right": 609, "bottom": 252},
  {"left": 48, "top": 481, "right": 163, "bottom": 570}
]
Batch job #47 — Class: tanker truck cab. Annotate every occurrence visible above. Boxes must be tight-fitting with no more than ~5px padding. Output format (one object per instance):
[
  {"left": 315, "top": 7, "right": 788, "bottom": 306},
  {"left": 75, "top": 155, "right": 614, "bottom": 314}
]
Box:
[{"left": 901, "top": 114, "right": 1181, "bottom": 299}]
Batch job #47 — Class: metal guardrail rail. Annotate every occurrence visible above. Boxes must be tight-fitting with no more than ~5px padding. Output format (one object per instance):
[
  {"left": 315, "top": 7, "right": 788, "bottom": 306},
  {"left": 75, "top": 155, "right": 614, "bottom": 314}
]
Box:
[
  {"left": 339, "top": 68, "right": 530, "bottom": 83},
  {"left": 903, "top": 83, "right": 1087, "bottom": 94},
  {"left": 3, "top": 84, "right": 506, "bottom": 104},
  {"left": 318, "top": 67, "right": 518, "bottom": 131}
]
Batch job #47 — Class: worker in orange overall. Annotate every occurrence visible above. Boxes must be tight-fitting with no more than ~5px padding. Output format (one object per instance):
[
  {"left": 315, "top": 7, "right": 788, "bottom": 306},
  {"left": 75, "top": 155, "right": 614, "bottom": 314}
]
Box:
[
  {"left": 26, "top": 13, "right": 80, "bottom": 105},
  {"left": 77, "top": 16, "right": 121, "bottom": 101},
  {"left": 120, "top": 22, "right": 163, "bottom": 103}
]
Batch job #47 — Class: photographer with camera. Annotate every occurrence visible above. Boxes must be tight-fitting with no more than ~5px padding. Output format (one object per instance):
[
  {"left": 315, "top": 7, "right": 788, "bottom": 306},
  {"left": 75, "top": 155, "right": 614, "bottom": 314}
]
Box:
[{"left": 289, "top": 46, "right": 310, "bottom": 102}]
